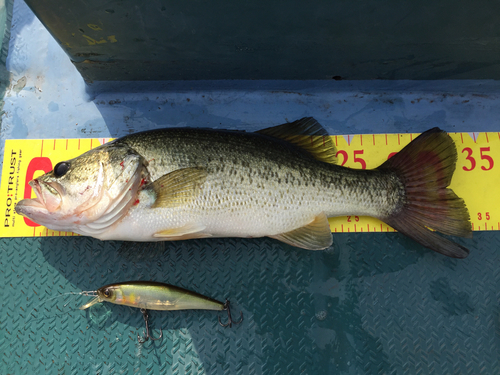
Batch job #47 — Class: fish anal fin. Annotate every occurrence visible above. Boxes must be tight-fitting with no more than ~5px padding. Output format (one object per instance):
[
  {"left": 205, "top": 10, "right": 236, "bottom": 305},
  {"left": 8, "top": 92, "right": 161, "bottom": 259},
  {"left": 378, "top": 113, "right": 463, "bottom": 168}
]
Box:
[
  {"left": 151, "top": 167, "right": 207, "bottom": 208},
  {"left": 154, "top": 223, "right": 212, "bottom": 240},
  {"left": 269, "top": 212, "right": 333, "bottom": 250},
  {"left": 256, "top": 117, "right": 337, "bottom": 164}
]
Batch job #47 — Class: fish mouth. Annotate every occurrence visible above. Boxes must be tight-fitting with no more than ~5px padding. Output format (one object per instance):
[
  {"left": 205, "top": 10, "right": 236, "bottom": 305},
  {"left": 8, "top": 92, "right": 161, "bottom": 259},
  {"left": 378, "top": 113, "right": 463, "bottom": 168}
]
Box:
[
  {"left": 30, "top": 179, "right": 45, "bottom": 206},
  {"left": 15, "top": 179, "right": 63, "bottom": 217}
]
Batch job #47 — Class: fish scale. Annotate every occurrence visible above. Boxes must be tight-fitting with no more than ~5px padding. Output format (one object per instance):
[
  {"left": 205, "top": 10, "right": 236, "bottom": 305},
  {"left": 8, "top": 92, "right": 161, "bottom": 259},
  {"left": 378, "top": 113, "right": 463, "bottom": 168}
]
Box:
[
  {"left": 110, "top": 133, "right": 389, "bottom": 242},
  {"left": 120, "top": 127, "right": 396, "bottom": 217}
]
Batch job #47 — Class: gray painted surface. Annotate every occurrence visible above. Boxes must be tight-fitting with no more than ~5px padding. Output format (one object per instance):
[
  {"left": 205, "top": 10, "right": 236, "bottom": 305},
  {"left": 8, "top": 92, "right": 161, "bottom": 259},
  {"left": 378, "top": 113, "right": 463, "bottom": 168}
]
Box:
[{"left": 23, "top": 0, "right": 500, "bottom": 81}]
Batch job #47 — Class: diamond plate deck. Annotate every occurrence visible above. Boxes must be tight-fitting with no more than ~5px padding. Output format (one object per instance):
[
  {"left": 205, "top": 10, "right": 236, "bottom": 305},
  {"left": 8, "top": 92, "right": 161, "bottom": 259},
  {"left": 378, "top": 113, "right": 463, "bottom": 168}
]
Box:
[{"left": 1, "top": 232, "right": 499, "bottom": 374}]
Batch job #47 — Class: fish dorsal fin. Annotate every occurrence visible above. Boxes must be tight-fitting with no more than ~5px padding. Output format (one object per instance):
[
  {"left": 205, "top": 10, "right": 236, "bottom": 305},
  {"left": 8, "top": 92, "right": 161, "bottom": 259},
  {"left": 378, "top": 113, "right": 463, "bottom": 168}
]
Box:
[
  {"left": 151, "top": 167, "right": 207, "bottom": 208},
  {"left": 269, "top": 212, "right": 333, "bottom": 250},
  {"left": 256, "top": 117, "right": 337, "bottom": 164}
]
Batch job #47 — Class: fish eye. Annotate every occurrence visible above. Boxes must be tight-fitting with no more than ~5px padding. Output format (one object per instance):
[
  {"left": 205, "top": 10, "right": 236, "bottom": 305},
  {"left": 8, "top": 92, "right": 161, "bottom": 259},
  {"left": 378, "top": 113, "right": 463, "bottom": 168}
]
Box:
[
  {"left": 103, "top": 289, "right": 111, "bottom": 298},
  {"left": 53, "top": 162, "right": 70, "bottom": 177}
]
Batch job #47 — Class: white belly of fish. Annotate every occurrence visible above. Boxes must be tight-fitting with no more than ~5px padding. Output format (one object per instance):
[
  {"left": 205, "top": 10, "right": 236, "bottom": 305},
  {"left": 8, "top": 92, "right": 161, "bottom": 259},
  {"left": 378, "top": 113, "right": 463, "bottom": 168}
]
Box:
[{"left": 95, "top": 190, "right": 326, "bottom": 242}]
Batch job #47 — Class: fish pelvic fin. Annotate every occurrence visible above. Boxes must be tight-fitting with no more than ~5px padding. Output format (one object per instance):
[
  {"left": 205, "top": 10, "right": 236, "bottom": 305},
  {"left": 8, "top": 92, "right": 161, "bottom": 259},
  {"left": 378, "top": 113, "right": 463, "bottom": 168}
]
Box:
[
  {"left": 256, "top": 117, "right": 337, "bottom": 164},
  {"left": 154, "top": 222, "right": 212, "bottom": 240},
  {"left": 378, "top": 128, "right": 471, "bottom": 259},
  {"left": 151, "top": 167, "right": 207, "bottom": 208},
  {"left": 269, "top": 212, "right": 333, "bottom": 250}
]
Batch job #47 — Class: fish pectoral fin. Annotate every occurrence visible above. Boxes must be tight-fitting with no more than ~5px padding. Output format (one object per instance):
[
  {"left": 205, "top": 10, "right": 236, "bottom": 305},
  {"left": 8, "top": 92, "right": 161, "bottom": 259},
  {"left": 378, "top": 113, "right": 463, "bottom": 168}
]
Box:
[
  {"left": 255, "top": 117, "right": 337, "bottom": 164},
  {"left": 154, "top": 222, "right": 212, "bottom": 240},
  {"left": 269, "top": 212, "right": 333, "bottom": 250},
  {"left": 151, "top": 167, "right": 207, "bottom": 208}
]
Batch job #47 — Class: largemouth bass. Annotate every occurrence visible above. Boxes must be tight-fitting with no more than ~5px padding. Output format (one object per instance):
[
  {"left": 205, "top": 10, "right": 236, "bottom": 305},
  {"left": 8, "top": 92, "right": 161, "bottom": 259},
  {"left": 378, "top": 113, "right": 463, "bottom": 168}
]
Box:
[{"left": 15, "top": 118, "right": 471, "bottom": 258}]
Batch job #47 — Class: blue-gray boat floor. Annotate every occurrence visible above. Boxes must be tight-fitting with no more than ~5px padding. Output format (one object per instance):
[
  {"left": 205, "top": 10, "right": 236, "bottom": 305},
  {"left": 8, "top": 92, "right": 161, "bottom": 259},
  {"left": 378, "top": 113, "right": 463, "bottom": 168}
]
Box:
[{"left": 1, "top": 1, "right": 500, "bottom": 374}]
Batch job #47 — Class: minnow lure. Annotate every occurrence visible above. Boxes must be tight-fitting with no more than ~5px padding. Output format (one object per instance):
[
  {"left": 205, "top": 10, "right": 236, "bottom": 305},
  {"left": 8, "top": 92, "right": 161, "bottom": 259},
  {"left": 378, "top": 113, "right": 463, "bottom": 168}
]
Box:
[{"left": 80, "top": 281, "right": 243, "bottom": 343}]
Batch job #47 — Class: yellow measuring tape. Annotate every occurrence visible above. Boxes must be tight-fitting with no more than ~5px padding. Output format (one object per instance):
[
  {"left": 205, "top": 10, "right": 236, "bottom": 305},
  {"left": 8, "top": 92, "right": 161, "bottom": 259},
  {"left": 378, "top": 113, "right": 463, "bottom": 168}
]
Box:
[{"left": 0, "top": 132, "right": 498, "bottom": 237}]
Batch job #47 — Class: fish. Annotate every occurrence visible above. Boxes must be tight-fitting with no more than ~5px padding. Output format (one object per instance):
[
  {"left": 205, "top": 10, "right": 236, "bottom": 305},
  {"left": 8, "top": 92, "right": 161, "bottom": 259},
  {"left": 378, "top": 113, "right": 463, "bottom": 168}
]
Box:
[
  {"left": 79, "top": 281, "right": 227, "bottom": 311},
  {"left": 15, "top": 117, "right": 471, "bottom": 258}
]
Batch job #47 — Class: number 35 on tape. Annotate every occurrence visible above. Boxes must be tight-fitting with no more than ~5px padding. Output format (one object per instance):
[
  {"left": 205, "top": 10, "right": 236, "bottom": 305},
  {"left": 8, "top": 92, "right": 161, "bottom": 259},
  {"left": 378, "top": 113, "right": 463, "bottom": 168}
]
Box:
[{"left": 0, "top": 132, "right": 498, "bottom": 238}]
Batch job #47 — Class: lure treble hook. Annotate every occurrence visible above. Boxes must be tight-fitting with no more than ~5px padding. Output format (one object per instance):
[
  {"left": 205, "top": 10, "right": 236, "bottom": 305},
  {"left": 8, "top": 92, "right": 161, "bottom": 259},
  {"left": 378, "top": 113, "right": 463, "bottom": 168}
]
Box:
[
  {"left": 137, "top": 308, "right": 163, "bottom": 343},
  {"left": 218, "top": 299, "right": 243, "bottom": 328}
]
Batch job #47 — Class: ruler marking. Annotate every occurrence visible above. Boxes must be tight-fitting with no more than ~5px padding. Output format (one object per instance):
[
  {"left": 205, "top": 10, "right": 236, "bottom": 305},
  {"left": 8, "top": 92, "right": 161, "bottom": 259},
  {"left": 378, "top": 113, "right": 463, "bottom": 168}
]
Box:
[
  {"left": 367, "top": 224, "right": 370, "bottom": 232},
  {"left": 7, "top": 131, "right": 500, "bottom": 238},
  {"left": 385, "top": 134, "right": 388, "bottom": 145}
]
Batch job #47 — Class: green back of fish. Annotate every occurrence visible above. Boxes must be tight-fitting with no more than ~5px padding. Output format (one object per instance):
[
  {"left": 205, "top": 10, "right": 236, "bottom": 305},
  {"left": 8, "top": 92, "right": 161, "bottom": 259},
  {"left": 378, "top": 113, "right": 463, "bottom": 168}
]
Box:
[{"left": 118, "top": 127, "right": 323, "bottom": 182}]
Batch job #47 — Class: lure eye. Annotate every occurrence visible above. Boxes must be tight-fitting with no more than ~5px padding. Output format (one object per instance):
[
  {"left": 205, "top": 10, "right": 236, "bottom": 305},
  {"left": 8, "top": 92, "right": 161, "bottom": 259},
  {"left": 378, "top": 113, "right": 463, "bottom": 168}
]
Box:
[
  {"left": 103, "top": 289, "right": 111, "bottom": 298},
  {"left": 53, "top": 162, "right": 70, "bottom": 177}
]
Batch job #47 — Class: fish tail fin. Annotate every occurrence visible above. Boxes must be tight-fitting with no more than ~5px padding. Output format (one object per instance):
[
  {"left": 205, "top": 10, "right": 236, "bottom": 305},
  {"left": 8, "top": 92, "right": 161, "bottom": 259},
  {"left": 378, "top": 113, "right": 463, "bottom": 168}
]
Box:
[{"left": 378, "top": 128, "right": 471, "bottom": 258}]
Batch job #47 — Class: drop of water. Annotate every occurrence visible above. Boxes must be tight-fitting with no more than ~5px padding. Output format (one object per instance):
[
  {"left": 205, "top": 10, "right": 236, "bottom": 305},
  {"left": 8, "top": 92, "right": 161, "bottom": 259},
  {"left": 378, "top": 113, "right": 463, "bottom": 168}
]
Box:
[
  {"left": 88, "top": 303, "right": 112, "bottom": 329},
  {"left": 315, "top": 310, "right": 327, "bottom": 321}
]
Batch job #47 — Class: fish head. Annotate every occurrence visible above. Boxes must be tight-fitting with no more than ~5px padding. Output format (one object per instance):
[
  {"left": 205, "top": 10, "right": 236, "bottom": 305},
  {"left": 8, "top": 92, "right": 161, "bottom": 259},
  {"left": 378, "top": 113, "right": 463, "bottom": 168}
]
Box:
[{"left": 15, "top": 142, "right": 146, "bottom": 233}]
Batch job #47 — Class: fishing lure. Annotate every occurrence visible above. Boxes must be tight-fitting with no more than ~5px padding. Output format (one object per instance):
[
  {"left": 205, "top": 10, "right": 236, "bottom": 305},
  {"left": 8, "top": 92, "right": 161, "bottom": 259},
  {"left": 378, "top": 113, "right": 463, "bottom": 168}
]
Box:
[{"left": 80, "top": 281, "right": 243, "bottom": 343}]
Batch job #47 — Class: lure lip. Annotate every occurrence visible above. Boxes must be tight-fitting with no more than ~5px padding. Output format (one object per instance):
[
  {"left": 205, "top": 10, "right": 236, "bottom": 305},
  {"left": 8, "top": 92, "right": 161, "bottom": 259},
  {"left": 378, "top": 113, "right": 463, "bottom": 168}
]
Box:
[{"left": 79, "top": 296, "right": 102, "bottom": 310}]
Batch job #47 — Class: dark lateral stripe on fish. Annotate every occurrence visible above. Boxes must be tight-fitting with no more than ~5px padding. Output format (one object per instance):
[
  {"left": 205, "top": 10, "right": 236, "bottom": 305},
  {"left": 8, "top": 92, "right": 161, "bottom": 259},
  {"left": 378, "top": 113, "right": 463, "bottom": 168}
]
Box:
[{"left": 379, "top": 128, "right": 471, "bottom": 258}]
